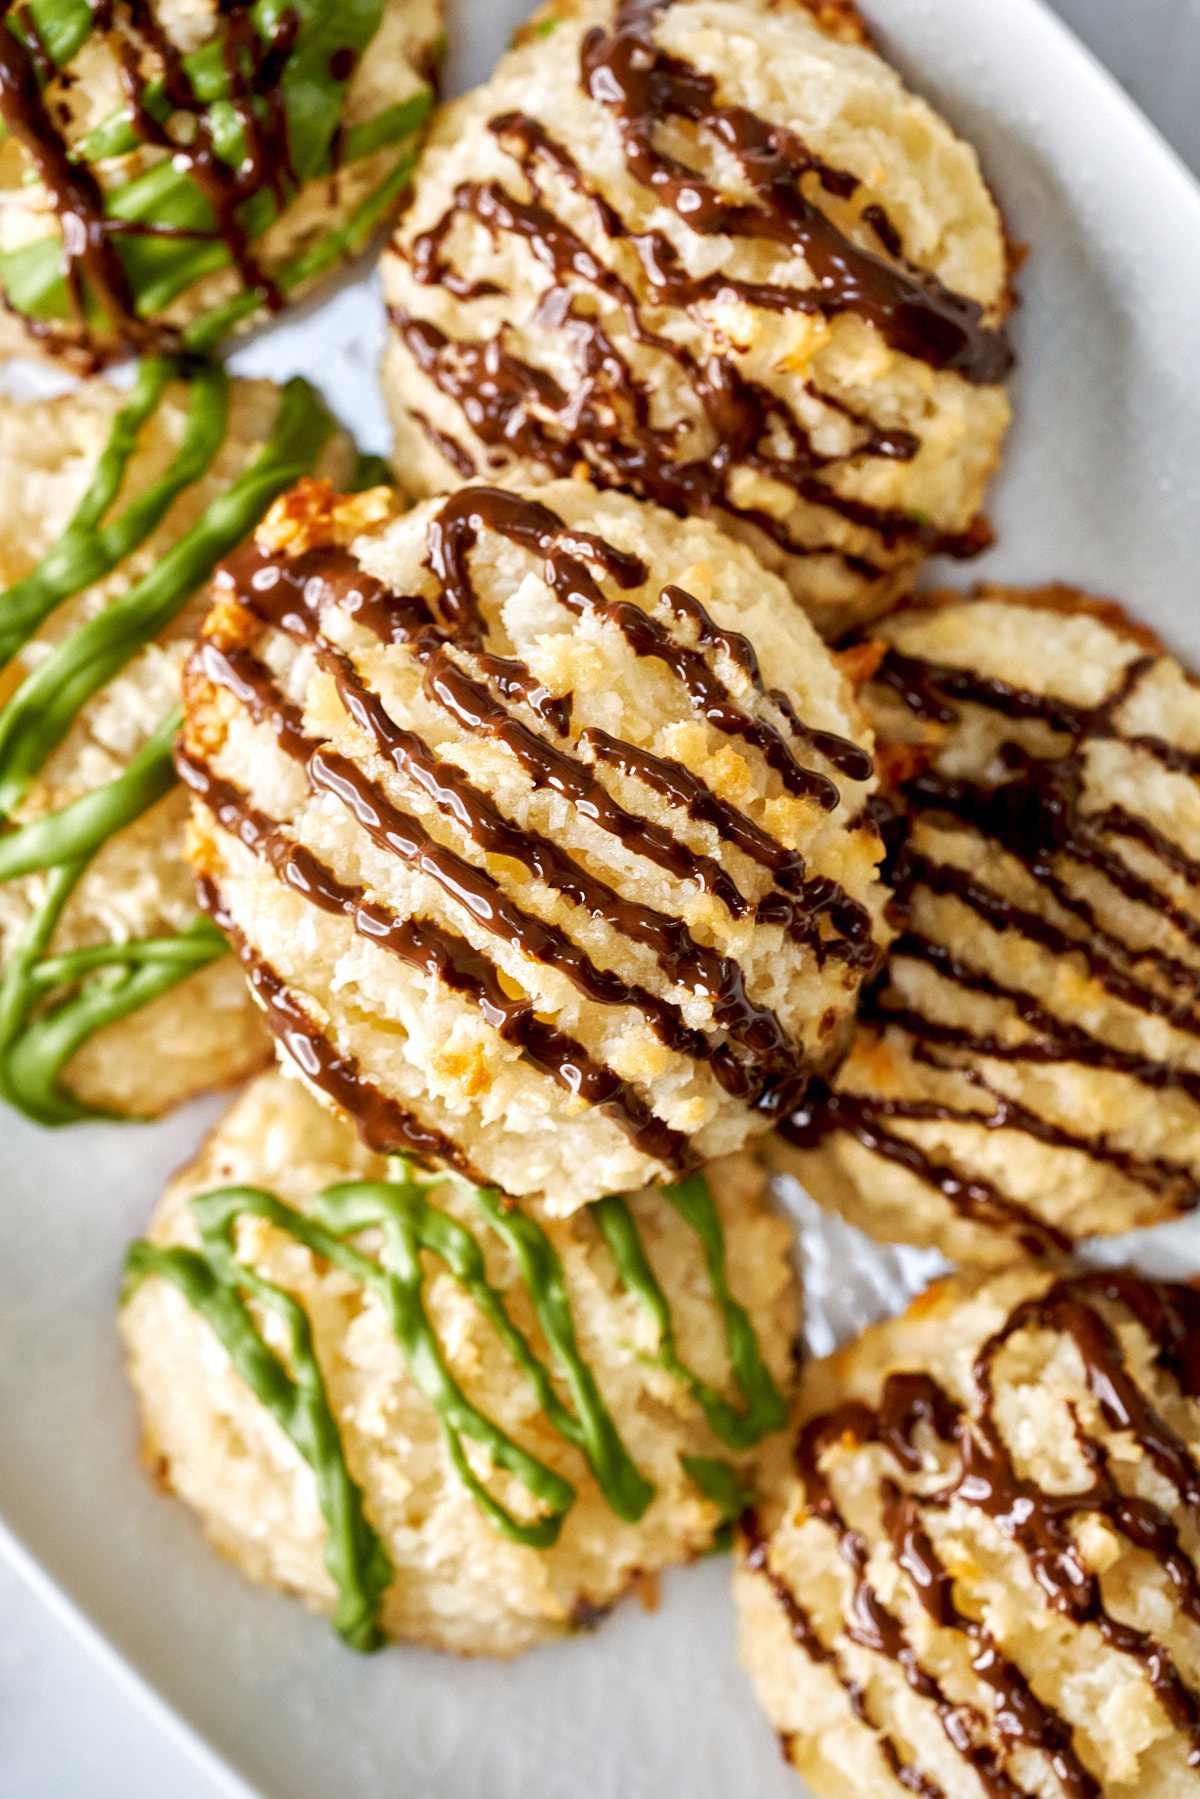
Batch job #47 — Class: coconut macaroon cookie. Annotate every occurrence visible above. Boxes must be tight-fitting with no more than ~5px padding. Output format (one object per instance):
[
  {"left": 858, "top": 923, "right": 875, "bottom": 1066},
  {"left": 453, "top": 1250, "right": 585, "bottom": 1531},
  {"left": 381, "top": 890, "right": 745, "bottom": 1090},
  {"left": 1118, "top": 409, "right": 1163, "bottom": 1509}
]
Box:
[
  {"left": 0, "top": 0, "right": 439, "bottom": 366},
  {"left": 735, "top": 1264, "right": 1200, "bottom": 1799},
  {"left": 381, "top": 0, "right": 1014, "bottom": 638},
  {"left": 0, "top": 362, "right": 356, "bottom": 1122},
  {"left": 775, "top": 585, "right": 1200, "bottom": 1263},
  {"left": 179, "top": 475, "right": 888, "bottom": 1212},
  {"left": 121, "top": 1067, "right": 798, "bottom": 1655}
]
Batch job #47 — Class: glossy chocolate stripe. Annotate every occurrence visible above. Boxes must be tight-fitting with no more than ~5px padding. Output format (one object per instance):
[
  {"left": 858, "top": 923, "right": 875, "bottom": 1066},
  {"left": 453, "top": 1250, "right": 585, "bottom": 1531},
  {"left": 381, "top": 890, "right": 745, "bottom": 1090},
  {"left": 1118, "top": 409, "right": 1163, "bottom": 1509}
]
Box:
[
  {"left": 394, "top": 20, "right": 1008, "bottom": 580},
  {"left": 791, "top": 634, "right": 1200, "bottom": 1229},
  {"left": 428, "top": 486, "right": 851, "bottom": 808},
  {"left": 657, "top": 582, "right": 872, "bottom": 780},
  {"left": 191, "top": 637, "right": 313, "bottom": 762},
  {"left": 200, "top": 482, "right": 891, "bottom": 1147},
  {"left": 0, "top": 17, "right": 150, "bottom": 344},
  {"left": 196, "top": 871, "right": 482, "bottom": 1172},
  {"left": 780, "top": 1081, "right": 1069, "bottom": 1255},
  {"left": 114, "top": 0, "right": 288, "bottom": 313},
  {"left": 0, "top": 0, "right": 427, "bottom": 357},
  {"left": 901, "top": 1048, "right": 1197, "bottom": 1204},
  {"left": 741, "top": 1507, "right": 947, "bottom": 1799},
  {"left": 887, "top": 928, "right": 1200, "bottom": 1099},
  {"left": 894, "top": 855, "right": 1200, "bottom": 1041},
  {"left": 179, "top": 750, "right": 687, "bottom": 1163},
  {"left": 219, "top": 518, "right": 855, "bottom": 1087},
  {"left": 253, "top": 539, "right": 879, "bottom": 978},
  {"left": 309, "top": 741, "right": 755, "bottom": 1104},
  {"left": 395, "top": 297, "right": 899, "bottom": 579},
  {"left": 794, "top": 1410, "right": 1031, "bottom": 1799},
  {"left": 873, "top": 646, "right": 1155, "bottom": 736},
  {"left": 416, "top": 104, "right": 914, "bottom": 533},
  {"left": 330, "top": 654, "right": 794, "bottom": 1060},
  {"left": 238, "top": 572, "right": 796, "bottom": 1080},
  {"left": 899, "top": 763, "right": 1200, "bottom": 983},
  {"left": 882, "top": 1481, "right": 1099, "bottom": 1799},
  {"left": 1095, "top": 804, "right": 1200, "bottom": 889},
  {"left": 292, "top": 542, "right": 880, "bottom": 967},
  {"left": 422, "top": 643, "right": 748, "bottom": 916},
  {"left": 424, "top": 158, "right": 927, "bottom": 567},
  {"left": 288, "top": 554, "right": 758, "bottom": 918},
  {"left": 581, "top": 0, "right": 1010, "bottom": 383},
  {"left": 789, "top": 1273, "right": 1200, "bottom": 1782},
  {"left": 581, "top": 724, "right": 806, "bottom": 886},
  {"left": 191, "top": 621, "right": 751, "bottom": 1103}
]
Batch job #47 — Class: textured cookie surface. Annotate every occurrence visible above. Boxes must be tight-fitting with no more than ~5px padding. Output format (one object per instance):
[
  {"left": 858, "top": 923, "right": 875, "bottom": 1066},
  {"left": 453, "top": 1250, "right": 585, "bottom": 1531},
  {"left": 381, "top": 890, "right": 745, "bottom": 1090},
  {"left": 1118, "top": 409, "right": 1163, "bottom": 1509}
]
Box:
[
  {"left": 180, "top": 476, "right": 887, "bottom": 1211},
  {"left": 775, "top": 585, "right": 1200, "bottom": 1262},
  {"left": 0, "top": 0, "right": 438, "bottom": 365},
  {"left": 736, "top": 1264, "right": 1200, "bottom": 1798},
  {"left": 0, "top": 366, "right": 354, "bottom": 1121},
  {"left": 122, "top": 1066, "right": 799, "bottom": 1656},
  {"left": 381, "top": 0, "right": 1012, "bottom": 637}
]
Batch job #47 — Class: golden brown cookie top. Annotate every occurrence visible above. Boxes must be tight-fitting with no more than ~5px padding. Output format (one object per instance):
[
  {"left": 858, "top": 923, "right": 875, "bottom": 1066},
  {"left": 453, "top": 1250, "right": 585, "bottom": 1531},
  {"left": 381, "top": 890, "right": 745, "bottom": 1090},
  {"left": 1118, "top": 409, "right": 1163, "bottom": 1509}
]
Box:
[
  {"left": 181, "top": 475, "right": 887, "bottom": 1208},
  {"left": 737, "top": 1262, "right": 1200, "bottom": 1798},
  {"left": 776, "top": 583, "right": 1200, "bottom": 1263}
]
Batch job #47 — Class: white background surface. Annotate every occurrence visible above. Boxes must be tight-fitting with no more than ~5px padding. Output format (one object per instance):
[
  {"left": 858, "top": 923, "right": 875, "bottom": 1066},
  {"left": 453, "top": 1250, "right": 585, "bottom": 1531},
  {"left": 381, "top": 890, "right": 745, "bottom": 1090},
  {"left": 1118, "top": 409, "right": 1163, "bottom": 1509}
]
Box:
[{"left": 3, "top": 1, "right": 1200, "bottom": 1794}]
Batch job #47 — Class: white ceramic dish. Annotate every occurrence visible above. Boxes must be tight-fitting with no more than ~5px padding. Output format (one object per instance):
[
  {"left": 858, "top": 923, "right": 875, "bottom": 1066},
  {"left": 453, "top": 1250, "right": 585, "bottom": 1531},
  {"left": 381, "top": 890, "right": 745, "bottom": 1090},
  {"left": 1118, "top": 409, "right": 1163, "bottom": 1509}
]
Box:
[{"left": 3, "top": 1, "right": 1200, "bottom": 1794}]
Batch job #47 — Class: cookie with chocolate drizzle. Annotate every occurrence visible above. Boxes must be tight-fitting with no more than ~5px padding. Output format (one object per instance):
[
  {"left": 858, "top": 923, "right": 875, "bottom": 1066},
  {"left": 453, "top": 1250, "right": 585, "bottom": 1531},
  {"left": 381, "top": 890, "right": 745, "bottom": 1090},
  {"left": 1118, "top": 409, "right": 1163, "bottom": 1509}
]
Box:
[
  {"left": 0, "top": 0, "right": 439, "bottom": 366},
  {"left": 775, "top": 584, "right": 1200, "bottom": 1263},
  {"left": 381, "top": 0, "right": 1014, "bottom": 638},
  {"left": 736, "top": 1262, "right": 1200, "bottom": 1799},
  {"left": 179, "top": 474, "right": 887, "bottom": 1212}
]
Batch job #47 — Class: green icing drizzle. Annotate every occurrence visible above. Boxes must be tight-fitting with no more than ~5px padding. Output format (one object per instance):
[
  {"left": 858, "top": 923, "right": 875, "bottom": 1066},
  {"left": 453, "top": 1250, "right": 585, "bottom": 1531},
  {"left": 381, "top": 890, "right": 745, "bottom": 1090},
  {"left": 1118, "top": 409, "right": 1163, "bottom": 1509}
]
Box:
[
  {"left": 0, "top": 710, "right": 179, "bottom": 885},
  {"left": 0, "top": 363, "right": 230, "bottom": 817},
  {"left": 591, "top": 1172, "right": 788, "bottom": 1449},
  {"left": 0, "top": 0, "right": 433, "bottom": 349},
  {"left": 0, "top": 360, "right": 338, "bottom": 1124},
  {"left": 0, "top": 357, "right": 173, "bottom": 667},
  {"left": 679, "top": 1455, "right": 753, "bottom": 1520},
  {"left": 125, "top": 1229, "right": 391, "bottom": 1651},
  {"left": 180, "top": 140, "right": 424, "bottom": 355},
  {"left": 0, "top": 870, "right": 228, "bottom": 1126},
  {"left": 6, "top": 0, "right": 95, "bottom": 74},
  {"left": 350, "top": 451, "right": 394, "bottom": 493},
  {"left": 680, "top": 1454, "right": 754, "bottom": 1554},
  {"left": 123, "top": 1167, "right": 784, "bottom": 1649}
]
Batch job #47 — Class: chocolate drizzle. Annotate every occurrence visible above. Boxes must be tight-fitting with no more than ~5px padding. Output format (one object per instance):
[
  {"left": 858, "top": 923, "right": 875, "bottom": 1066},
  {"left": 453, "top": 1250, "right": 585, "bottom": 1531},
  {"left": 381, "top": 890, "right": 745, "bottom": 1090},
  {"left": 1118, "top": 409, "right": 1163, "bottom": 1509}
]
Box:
[
  {"left": 747, "top": 1271, "right": 1200, "bottom": 1795},
  {"left": 115, "top": 0, "right": 295, "bottom": 313},
  {"left": 783, "top": 624, "right": 1200, "bottom": 1244},
  {"left": 195, "top": 873, "right": 483, "bottom": 1174},
  {"left": 0, "top": 20, "right": 154, "bottom": 351},
  {"left": 742, "top": 1508, "right": 947, "bottom": 1799},
  {"left": 181, "top": 752, "right": 685, "bottom": 1163},
  {"left": 390, "top": 0, "right": 1011, "bottom": 591},
  {"left": 189, "top": 484, "right": 880, "bottom": 1166},
  {"left": 579, "top": 0, "right": 1010, "bottom": 381},
  {"left": 0, "top": 0, "right": 307, "bottom": 356},
  {"left": 784, "top": 1081, "right": 1072, "bottom": 1257}
]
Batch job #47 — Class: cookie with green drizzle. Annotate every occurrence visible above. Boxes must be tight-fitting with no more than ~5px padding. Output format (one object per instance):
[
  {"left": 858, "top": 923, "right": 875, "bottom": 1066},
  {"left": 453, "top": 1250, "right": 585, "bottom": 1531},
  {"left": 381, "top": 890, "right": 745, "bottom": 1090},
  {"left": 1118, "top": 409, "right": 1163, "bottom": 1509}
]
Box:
[
  {"left": 0, "top": 360, "right": 356, "bottom": 1122},
  {"left": 0, "top": 0, "right": 440, "bottom": 366},
  {"left": 121, "top": 1066, "right": 798, "bottom": 1655}
]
